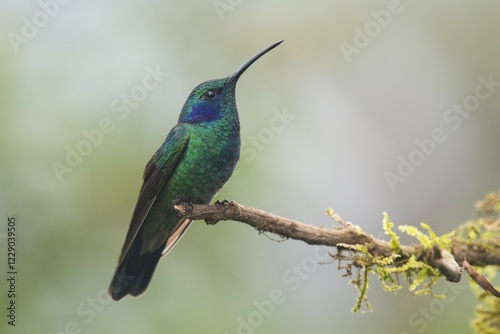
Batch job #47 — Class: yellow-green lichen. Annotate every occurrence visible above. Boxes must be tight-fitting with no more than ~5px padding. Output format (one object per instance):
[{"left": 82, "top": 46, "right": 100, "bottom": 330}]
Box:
[
  {"left": 382, "top": 212, "right": 402, "bottom": 253},
  {"left": 330, "top": 191, "right": 500, "bottom": 320},
  {"left": 338, "top": 213, "right": 455, "bottom": 312}
]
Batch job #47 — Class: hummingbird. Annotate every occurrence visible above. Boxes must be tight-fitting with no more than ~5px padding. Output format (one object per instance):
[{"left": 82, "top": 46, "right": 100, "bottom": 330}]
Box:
[{"left": 108, "top": 40, "right": 283, "bottom": 301}]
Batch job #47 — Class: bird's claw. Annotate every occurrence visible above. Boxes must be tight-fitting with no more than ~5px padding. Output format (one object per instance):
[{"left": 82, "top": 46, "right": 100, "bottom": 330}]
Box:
[
  {"left": 174, "top": 202, "right": 193, "bottom": 216},
  {"left": 215, "top": 199, "right": 232, "bottom": 208}
]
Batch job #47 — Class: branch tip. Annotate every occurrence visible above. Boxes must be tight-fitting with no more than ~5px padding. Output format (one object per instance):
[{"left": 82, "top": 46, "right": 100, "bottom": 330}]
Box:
[
  {"left": 430, "top": 246, "right": 461, "bottom": 283},
  {"left": 463, "top": 258, "right": 500, "bottom": 298}
]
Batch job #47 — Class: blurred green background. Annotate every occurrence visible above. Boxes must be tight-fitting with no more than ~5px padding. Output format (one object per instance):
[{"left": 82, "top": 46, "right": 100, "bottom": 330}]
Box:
[{"left": 1, "top": 1, "right": 500, "bottom": 333}]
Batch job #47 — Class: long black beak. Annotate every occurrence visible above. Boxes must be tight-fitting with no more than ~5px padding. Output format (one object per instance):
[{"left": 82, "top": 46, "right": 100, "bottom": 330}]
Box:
[{"left": 228, "top": 40, "right": 283, "bottom": 84}]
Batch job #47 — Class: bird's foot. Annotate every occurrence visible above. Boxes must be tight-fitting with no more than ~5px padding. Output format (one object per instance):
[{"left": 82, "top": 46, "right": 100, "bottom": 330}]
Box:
[
  {"left": 214, "top": 199, "right": 232, "bottom": 208},
  {"left": 205, "top": 200, "right": 233, "bottom": 225},
  {"left": 174, "top": 202, "right": 193, "bottom": 217}
]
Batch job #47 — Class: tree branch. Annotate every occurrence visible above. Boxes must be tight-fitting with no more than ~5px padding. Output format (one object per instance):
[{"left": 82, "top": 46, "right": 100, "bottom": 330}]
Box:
[{"left": 174, "top": 200, "right": 500, "bottom": 274}]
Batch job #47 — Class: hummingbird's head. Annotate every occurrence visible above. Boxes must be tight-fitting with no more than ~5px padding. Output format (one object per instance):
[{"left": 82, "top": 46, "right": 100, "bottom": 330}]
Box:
[
  {"left": 178, "top": 77, "right": 237, "bottom": 124},
  {"left": 178, "top": 40, "right": 283, "bottom": 125}
]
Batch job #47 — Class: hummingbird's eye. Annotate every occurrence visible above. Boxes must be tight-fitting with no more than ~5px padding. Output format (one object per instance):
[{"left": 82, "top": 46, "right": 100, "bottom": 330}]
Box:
[{"left": 203, "top": 90, "right": 216, "bottom": 99}]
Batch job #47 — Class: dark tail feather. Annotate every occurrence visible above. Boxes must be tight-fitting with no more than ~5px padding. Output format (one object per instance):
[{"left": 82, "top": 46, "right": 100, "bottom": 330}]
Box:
[{"left": 108, "top": 240, "right": 163, "bottom": 301}]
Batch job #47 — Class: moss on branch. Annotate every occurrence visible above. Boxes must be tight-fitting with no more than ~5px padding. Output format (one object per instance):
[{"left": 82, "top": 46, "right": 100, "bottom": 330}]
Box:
[{"left": 174, "top": 191, "right": 500, "bottom": 330}]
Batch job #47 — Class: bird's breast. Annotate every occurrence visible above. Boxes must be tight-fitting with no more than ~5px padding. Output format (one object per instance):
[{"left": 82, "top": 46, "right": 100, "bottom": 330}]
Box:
[{"left": 166, "top": 124, "right": 240, "bottom": 204}]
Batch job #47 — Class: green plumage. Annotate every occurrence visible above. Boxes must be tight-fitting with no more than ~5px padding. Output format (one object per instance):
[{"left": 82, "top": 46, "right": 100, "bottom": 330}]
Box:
[{"left": 108, "top": 41, "right": 282, "bottom": 301}]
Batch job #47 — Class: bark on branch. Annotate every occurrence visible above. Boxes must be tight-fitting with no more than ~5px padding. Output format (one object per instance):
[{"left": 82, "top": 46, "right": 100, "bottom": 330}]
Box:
[{"left": 174, "top": 200, "right": 500, "bottom": 276}]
